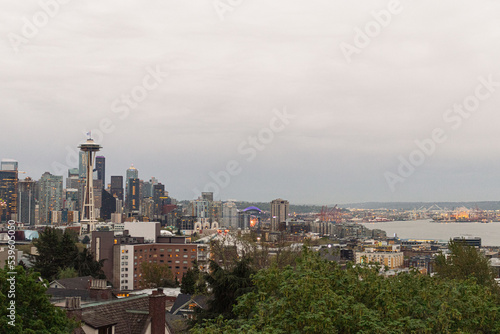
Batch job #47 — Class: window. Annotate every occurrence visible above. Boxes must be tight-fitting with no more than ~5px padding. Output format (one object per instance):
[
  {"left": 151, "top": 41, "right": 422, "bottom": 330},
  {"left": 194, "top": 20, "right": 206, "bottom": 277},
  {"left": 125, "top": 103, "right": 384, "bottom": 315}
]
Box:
[
  {"left": 183, "top": 255, "right": 188, "bottom": 258},
  {"left": 98, "top": 325, "right": 113, "bottom": 334},
  {"left": 175, "top": 249, "right": 180, "bottom": 252}
]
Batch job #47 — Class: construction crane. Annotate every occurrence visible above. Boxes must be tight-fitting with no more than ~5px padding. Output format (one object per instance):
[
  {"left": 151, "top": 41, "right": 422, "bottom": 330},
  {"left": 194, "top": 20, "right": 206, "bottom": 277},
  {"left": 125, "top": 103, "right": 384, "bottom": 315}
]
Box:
[{"left": 318, "top": 205, "right": 343, "bottom": 224}]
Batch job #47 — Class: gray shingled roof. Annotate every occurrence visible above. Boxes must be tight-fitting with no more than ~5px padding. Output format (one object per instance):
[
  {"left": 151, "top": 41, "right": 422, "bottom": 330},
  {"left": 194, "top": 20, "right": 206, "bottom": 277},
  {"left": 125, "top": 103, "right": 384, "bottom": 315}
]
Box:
[
  {"left": 170, "top": 294, "right": 209, "bottom": 316},
  {"left": 50, "top": 276, "right": 92, "bottom": 290},
  {"left": 81, "top": 295, "right": 150, "bottom": 334}
]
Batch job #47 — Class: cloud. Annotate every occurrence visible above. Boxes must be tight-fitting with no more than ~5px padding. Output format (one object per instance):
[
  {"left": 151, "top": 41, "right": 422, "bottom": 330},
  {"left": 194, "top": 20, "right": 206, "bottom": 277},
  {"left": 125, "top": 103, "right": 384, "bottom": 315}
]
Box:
[{"left": 2, "top": 0, "right": 500, "bottom": 203}]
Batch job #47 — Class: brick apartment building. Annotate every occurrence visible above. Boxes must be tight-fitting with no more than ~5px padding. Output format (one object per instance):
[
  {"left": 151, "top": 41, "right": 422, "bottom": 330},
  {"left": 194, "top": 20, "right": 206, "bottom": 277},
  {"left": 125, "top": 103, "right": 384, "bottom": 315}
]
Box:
[{"left": 92, "top": 229, "right": 208, "bottom": 291}]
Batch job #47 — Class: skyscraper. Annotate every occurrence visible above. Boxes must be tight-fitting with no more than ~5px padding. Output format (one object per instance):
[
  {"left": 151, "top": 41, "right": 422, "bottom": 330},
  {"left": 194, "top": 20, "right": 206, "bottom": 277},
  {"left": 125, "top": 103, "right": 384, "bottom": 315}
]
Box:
[
  {"left": 78, "top": 151, "right": 87, "bottom": 179},
  {"left": 125, "top": 165, "right": 138, "bottom": 212},
  {"left": 0, "top": 170, "right": 18, "bottom": 222},
  {"left": 110, "top": 176, "right": 124, "bottom": 201},
  {"left": 270, "top": 198, "right": 289, "bottom": 231},
  {"left": 223, "top": 201, "right": 238, "bottom": 229},
  {"left": 38, "top": 172, "right": 63, "bottom": 224},
  {"left": 95, "top": 156, "right": 105, "bottom": 187},
  {"left": 127, "top": 178, "right": 140, "bottom": 214},
  {"left": 202, "top": 192, "right": 214, "bottom": 202},
  {"left": 125, "top": 165, "right": 138, "bottom": 201},
  {"left": 1, "top": 159, "right": 18, "bottom": 171},
  {"left": 126, "top": 165, "right": 138, "bottom": 190},
  {"left": 153, "top": 183, "right": 165, "bottom": 217},
  {"left": 101, "top": 189, "right": 117, "bottom": 220},
  {"left": 18, "top": 177, "right": 36, "bottom": 225}
]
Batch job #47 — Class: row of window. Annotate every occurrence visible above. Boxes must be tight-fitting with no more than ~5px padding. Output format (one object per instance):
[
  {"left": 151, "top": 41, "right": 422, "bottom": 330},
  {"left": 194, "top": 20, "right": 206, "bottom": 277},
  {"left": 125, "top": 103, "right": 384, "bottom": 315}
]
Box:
[{"left": 135, "top": 248, "right": 196, "bottom": 252}]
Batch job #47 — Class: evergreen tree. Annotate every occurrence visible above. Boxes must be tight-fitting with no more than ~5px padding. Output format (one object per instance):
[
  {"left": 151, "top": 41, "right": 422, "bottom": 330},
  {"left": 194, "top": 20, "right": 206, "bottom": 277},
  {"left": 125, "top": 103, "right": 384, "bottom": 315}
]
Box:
[
  {"left": 435, "top": 239, "right": 497, "bottom": 290},
  {"left": 31, "top": 228, "right": 63, "bottom": 280},
  {"left": 74, "top": 248, "right": 105, "bottom": 279},
  {"left": 181, "top": 261, "right": 207, "bottom": 295},
  {"left": 195, "top": 257, "right": 255, "bottom": 323}
]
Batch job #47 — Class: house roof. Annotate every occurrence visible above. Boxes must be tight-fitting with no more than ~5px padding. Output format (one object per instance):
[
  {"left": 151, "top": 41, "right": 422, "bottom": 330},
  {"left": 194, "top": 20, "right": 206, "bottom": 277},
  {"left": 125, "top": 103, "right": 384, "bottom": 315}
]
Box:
[
  {"left": 81, "top": 294, "right": 150, "bottom": 334},
  {"left": 46, "top": 288, "right": 90, "bottom": 302},
  {"left": 170, "top": 294, "right": 208, "bottom": 315},
  {"left": 165, "top": 313, "right": 189, "bottom": 333},
  {"left": 50, "top": 276, "right": 92, "bottom": 290}
]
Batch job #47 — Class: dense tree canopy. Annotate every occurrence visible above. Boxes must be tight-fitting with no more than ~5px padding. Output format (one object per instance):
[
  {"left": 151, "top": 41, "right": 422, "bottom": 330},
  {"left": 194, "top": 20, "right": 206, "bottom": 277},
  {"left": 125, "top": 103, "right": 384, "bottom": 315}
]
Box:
[
  {"left": 32, "top": 228, "right": 105, "bottom": 280},
  {"left": 0, "top": 266, "right": 78, "bottom": 333},
  {"left": 193, "top": 257, "right": 255, "bottom": 324},
  {"left": 140, "top": 262, "right": 176, "bottom": 288},
  {"left": 435, "top": 239, "right": 497, "bottom": 291},
  {"left": 192, "top": 248, "right": 500, "bottom": 333}
]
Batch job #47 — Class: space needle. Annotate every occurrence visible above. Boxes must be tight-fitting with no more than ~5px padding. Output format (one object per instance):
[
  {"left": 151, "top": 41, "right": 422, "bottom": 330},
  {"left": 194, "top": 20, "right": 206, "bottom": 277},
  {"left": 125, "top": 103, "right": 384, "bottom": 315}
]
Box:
[{"left": 78, "top": 135, "right": 101, "bottom": 234}]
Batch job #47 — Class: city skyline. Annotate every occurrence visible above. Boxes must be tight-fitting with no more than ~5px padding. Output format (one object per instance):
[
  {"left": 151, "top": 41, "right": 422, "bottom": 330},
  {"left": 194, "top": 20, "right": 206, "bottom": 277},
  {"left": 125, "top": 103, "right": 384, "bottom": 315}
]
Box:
[{"left": 2, "top": 1, "right": 500, "bottom": 204}]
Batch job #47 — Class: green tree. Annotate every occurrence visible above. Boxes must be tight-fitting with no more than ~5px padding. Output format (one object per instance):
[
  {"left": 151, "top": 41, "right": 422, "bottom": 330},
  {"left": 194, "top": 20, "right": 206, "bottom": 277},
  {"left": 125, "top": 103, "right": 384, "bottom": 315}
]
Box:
[
  {"left": 195, "top": 257, "right": 255, "bottom": 323},
  {"left": 81, "top": 235, "right": 91, "bottom": 244},
  {"left": 57, "top": 267, "right": 78, "bottom": 279},
  {"left": 31, "top": 228, "right": 64, "bottom": 280},
  {"left": 0, "top": 265, "right": 78, "bottom": 333},
  {"left": 32, "top": 228, "right": 105, "bottom": 280},
  {"left": 181, "top": 260, "right": 207, "bottom": 295},
  {"left": 141, "top": 262, "right": 176, "bottom": 288},
  {"left": 192, "top": 248, "right": 500, "bottom": 333},
  {"left": 59, "top": 230, "right": 79, "bottom": 270},
  {"left": 435, "top": 239, "right": 497, "bottom": 290},
  {"left": 74, "top": 248, "right": 105, "bottom": 279},
  {"left": 181, "top": 271, "right": 196, "bottom": 295}
]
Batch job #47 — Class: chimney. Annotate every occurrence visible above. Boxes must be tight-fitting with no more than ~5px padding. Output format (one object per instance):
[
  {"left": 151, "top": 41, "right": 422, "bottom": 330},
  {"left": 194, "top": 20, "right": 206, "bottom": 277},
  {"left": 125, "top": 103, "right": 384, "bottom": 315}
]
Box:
[
  {"left": 89, "top": 279, "right": 112, "bottom": 301},
  {"left": 149, "top": 288, "right": 166, "bottom": 334},
  {"left": 65, "top": 297, "right": 82, "bottom": 323}
]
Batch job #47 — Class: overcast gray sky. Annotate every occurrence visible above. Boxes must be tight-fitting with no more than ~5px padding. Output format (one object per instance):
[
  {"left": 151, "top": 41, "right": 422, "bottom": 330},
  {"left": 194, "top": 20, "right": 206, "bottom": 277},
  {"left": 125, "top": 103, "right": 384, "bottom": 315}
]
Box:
[{"left": 2, "top": 1, "right": 500, "bottom": 204}]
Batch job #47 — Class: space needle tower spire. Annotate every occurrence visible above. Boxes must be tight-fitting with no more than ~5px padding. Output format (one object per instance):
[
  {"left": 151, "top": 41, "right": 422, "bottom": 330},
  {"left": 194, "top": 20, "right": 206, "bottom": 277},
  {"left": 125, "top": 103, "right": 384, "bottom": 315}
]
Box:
[{"left": 78, "top": 133, "right": 101, "bottom": 234}]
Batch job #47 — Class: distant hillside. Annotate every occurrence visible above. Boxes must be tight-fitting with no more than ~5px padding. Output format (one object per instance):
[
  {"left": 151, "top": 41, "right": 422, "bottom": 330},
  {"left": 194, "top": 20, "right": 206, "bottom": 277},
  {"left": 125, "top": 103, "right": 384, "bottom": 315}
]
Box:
[
  {"left": 341, "top": 201, "right": 500, "bottom": 211},
  {"left": 179, "top": 200, "right": 500, "bottom": 213},
  {"left": 235, "top": 202, "right": 324, "bottom": 214}
]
